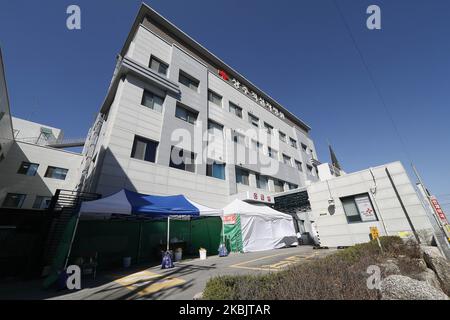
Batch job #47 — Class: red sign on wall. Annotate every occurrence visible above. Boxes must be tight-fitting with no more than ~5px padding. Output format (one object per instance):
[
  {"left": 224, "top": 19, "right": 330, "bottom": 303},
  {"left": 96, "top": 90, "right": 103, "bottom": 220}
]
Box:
[{"left": 430, "top": 196, "right": 449, "bottom": 225}]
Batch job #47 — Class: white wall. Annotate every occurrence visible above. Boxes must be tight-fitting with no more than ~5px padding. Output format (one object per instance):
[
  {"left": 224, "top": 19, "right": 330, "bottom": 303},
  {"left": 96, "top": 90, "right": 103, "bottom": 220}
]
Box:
[
  {"left": 12, "top": 117, "right": 63, "bottom": 144},
  {"left": 308, "top": 162, "right": 433, "bottom": 247},
  {"left": 0, "top": 141, "right": 82, "bottom": 209}
]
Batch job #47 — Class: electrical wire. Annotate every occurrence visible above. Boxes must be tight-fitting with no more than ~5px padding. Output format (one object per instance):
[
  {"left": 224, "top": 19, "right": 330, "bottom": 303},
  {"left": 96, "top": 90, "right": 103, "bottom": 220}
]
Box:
[{"left": 332, "top": 0, "right": 414, "bottom": 164}]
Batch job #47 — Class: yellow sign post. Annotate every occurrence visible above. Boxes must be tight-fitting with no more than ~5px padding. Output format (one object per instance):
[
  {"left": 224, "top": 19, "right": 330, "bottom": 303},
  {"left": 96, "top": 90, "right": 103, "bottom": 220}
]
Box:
[{"left": 370, "top": 227, "right": 380, "bottom": 240}]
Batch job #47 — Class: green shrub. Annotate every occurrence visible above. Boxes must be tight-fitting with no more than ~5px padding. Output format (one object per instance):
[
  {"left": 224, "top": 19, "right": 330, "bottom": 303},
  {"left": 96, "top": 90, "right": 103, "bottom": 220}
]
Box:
[{"left": 203, "top": 236, "right": 419, "bottom": 300}]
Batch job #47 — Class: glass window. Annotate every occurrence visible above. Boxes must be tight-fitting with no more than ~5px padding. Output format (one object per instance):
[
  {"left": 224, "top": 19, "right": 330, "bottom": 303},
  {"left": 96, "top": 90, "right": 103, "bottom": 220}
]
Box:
[
  {"left": 290, "top": 138, "right": 298, "bottom": 149},
  {"left": 250, "top": 140, "right": 263, "bottom": 153},
  {"left": 342, "top": 197, "right": 362, "bottom": 223},
  {"left": 2, "top": 193, "right": 26, "bottom": 208},
  {"left": 264, "top": 122, "right": 273, "bottom": 135},
  {"left": 279, "top": 131, "right": 287, "bottom": 143},
  {"left": 248, "top": 114, "right": 259, "bottom": 128},
  {"left": 131, "top": 136, "right": 158, "bottom": 163},
  {"left": 229, "top": 102, "right": 242, "bottom": 118},
  {"left": 256, "top": 174, "right": 268, "bottom": 190},
  {"left": 44, "top": 167, "right": 68, "bottom": 180},
  {"left": 207, "top": 161, "right": 226, "bottom": 180},
  {"left": 169, "top": 147, "right": 196, "bottom": 173},
  {"left": 307, "top": 165, "right": 315, "bottom": 176},
  {"left": 295, "top": 160, "right": 303, "bottom": 171},
  {"left": 179, "top": 70, "right": 199, "bottom": 91},
  {"left": 149, "top": 56, "right": 168, "bottom": 76},
  {"left": 33, "top": 196, "right": 52, "bottom": 210},
  {"left": 288, "top": 183, "right": 298, "bottom": 190},
  {"left": 301, "top": 143, "right": 308, "bottom": 152},
  {"left": 274, "top": 179, "right": 284, "bottom": 192},
  {"left": 17, "top": 162, "right": 39, "bottom": 176},
  {"left": 208, "top": 120, "right": 224, "bottom": 134},
  {"left": 233, "top": 133, "right": 246, "bottom": 145},
  {"left": 141, "top": 90, "right": 164, "bottom": 113},
  {"left": 282, "top": 154, "right": 292, "bottom": 166},
  {"left": 341, "top": 194, "right": 378, "bottom": 224},
  {"left": 235, "top": 167, "right": 249, "bottom": 185},
  {"left": 175, "top": 104, "right": 198, "bottom": 125},
  {"left": 268, "top": 147, "right": 278, "bottom": 160},
  {"left": 208, "top": 90, "right": 222, "bottom": 106}
]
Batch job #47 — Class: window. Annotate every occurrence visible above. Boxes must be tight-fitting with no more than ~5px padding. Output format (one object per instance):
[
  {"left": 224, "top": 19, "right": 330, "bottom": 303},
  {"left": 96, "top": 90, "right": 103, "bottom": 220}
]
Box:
[
  {"left": 282, "top": 154, "right": 292, "bottom": 166},
  {"left": 256, "top": 174, "right": 268, "bottom": 190},
  {"left": 235, "top": 167, "right": 249, "bottom": 185},
  {"left": 149, "top": 56, "right": 168, "bottom": 76},
  {"left": 44, "top": 167, "right": 68, "bottom": 180},
  {"left": 208, "top": 90, "right": 222, "bottom": 106},
  {"left": 175, "top": 104, "right": 198, "bottom": 125},
  {"left": 301, "top": 143, "right": 308, "bottom": 152},
  {"left": 141, "top": 90, "right": 164, "bottom": 113},
  {"left": 288, "top": 183, "right": 298, "bottom": 190},
  {"left": 341, "top": 194, "right": 378, "bottom": 223},
  {"left": 207, "top": 161, "right": 226, "bottom": 180},
  {"left": 233, "top": 133, "right": 246, "bottom": 145},
  {"left": 33, "top": 196, "right": 52, "bottom": 210},
  {"left": 17, "top": 162, "right": 39, "bottom": 176},
  {"left": 0, "top": 111, "right": 4, "bottom": 121},
  {"left": 208, "top": 120, "right": 224, "bottom": 135},
  {"left": 2, "top": 193, "right": 26, "bottom": 208},
  {"left": 306, "top": 165, "right": 314, "bottom": 176},
  {"left": 279, "top": 131, "right": 287, "bottom": 143},
  {"left": 273, "top": 179, "right": 284, "bottom": 193},
  {"left": 169, "top": 147, "right": 196, "bottom": 173},
  {"left": 229, "top": 102, "right": 242, "bottom": 118},
  {"left": 295, "top": 160, "right": 303, "bottom": 171},
  {"left": 248, "top": 114, "right": 259, "bottom": 128},
  {"left": 131, "top": 136, "right": 158, "bottom": 163},
  {"left": 268, "top": 147, "right": 278, "bottom": 160},
  {"left": 179, "top": 70, "right": 199, "bottom": 91},
  {"left": 264, "top": 122, "right": 273, "bottom": 135},
  {"left": 250, "top": 140, "right": 263, "bottom": 153},
  {"left": 290, "top": 138, "right": 298, "bottom": 149}
]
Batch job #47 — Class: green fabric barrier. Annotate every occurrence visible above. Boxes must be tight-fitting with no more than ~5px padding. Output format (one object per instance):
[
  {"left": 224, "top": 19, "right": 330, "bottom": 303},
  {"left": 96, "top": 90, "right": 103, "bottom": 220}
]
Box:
[
  {"left": 224, "top": 214, "right": 243, "bottom": 253},
  {"left": 69, "top": 217, "right": 222, "bottom": 271}
]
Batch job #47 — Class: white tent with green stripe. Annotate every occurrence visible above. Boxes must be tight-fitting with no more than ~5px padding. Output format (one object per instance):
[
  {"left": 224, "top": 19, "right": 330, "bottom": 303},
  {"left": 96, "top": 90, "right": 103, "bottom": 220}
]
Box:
[{"left": 223, "top": 199, "right": 298, "bottom": 253}]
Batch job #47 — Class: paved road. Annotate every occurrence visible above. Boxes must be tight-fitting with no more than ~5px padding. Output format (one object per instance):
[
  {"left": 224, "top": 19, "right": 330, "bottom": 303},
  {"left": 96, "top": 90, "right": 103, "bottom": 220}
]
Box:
[{"left": 50, "top": 246, "right": 334, "bottom": 300}]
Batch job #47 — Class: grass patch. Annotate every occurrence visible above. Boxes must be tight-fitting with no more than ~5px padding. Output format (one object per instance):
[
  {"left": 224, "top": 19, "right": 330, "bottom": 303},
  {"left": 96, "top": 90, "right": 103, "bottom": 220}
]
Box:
[{"left": 203, "top": 236, "right": 421, "bottom": 300}]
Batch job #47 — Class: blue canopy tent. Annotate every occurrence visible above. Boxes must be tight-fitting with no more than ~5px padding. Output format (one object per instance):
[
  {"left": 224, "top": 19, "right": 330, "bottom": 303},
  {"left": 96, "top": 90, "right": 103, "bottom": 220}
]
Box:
[
  {"left": 44, "top": 190, "right": 222, "bottom": 288},
  {"left": 79, "top": 189, "right": 222, "bottom": 219},
  {"left": 77, "top": 189, "right": 223, "bottom": 253}
]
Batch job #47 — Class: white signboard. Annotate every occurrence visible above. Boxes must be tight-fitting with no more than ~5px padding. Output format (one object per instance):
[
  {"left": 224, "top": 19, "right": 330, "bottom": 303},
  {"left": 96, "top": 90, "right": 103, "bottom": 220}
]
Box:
[
  {"left": 245, "top": 191, "right": 275, "bottom": 204},
  {"left": 355, "top": 195, "right": 377, "bottom": 222}
]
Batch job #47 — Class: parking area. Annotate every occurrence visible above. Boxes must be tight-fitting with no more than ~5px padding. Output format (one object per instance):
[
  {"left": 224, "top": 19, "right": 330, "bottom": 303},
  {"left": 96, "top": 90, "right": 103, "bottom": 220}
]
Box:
[{"left": 49, "top": 246, "right": 334, "bottom": 300}]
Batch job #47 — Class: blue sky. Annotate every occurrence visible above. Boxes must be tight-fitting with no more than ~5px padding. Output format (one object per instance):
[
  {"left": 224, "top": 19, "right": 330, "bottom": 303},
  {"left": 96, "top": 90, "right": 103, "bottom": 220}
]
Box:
[{"left": 0, "top": 0, "right": 449, "bottom": 210}]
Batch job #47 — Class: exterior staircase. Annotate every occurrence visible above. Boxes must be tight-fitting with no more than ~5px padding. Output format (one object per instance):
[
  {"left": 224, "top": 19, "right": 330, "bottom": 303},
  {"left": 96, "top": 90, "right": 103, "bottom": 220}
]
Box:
[{"left": 42, "top": 189, "right": 100, "bottom": 273}]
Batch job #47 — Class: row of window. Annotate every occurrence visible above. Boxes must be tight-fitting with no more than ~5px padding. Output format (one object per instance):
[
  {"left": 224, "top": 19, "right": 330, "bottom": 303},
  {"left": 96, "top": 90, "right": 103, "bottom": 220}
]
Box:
[
  {"left": 17, "top": 162, "right": 69, "bottom": 180},
  {"left": 130, "top": 135, "right": 304, "bottom": 185},
  {"left": 235, "top": 167, "right": 298, "bottom": 191},
  {"left": 208, "top": 89, "right": 314, "bottom": 153},
  {"left": 2, "top": 193, "right": 52, "bottom": 209},
  {"left": 148, "top": 55, "right": 314, "bottom": 155}
]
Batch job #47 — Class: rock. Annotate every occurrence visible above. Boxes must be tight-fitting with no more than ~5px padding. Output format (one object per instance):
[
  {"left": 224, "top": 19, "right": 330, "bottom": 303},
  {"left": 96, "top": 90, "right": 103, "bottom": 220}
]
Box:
[
  {"left": 193, "top": 292, "right": 203, "bottom": 300},
  {"left": 421, "top": 246, "right": 450, "bottom": 295},
  {"left": 411, "top": 269, "right": 442, "bottom": 290},
  {"left": 380, "top": 260, "right": 401, "bottom": 276},
  {"left": 380, "top": 275, "right": 449, "bottom": 300}
]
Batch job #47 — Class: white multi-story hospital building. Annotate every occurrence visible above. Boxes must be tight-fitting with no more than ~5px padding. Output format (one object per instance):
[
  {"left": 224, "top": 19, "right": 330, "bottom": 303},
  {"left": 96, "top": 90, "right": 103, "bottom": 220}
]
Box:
[{"left": 78, "top": 4, "right": 320, "bottom": 208}]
